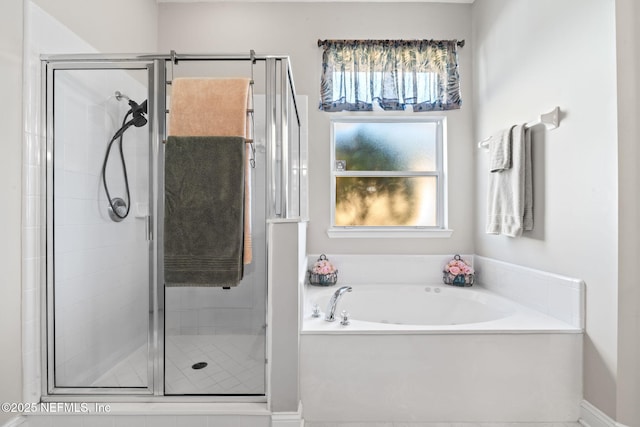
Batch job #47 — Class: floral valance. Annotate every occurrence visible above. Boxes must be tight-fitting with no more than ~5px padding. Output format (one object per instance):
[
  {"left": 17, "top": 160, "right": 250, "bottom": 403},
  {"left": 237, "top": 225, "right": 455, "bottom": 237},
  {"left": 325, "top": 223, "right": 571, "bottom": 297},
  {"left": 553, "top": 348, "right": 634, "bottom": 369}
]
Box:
[{"left": 318, "top": 39, "right": 463, "bottom": 112}]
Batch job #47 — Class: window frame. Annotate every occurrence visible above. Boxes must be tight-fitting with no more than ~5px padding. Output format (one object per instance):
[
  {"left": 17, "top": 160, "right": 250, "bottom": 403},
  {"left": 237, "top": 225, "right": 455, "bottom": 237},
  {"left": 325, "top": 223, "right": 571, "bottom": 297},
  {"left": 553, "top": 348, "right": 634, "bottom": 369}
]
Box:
[{"left": 328, "top": 115, "right": 452, "bottom": 238}]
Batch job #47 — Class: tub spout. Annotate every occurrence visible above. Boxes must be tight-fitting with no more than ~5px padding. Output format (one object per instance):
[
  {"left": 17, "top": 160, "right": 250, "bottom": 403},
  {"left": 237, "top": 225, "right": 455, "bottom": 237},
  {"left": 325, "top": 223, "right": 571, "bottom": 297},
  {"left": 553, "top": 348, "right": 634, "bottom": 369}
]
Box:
[{"left": 325, "top": 286, "right": 352, "bottom": 322}]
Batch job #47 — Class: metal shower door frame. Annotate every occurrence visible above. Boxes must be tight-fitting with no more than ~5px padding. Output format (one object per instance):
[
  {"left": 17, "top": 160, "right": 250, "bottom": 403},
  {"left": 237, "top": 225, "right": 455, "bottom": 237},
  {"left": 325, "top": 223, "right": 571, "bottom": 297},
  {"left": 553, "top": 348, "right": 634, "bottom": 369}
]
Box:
[
  {"left": 42, "top": 59, "right": 158, "bottom": 397},
  {"left": 40, "top": 52, "right": 300, "bottom": 402}
]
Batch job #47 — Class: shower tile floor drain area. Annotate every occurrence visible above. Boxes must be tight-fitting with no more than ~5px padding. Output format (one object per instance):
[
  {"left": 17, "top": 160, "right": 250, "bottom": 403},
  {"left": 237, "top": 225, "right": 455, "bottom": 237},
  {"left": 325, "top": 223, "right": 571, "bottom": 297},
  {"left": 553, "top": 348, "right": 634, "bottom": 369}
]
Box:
[
  {"left": 165, "top": 334, "right": 265, "bottom": 395},
  {"left": 92, "top": 334, "right": 265, "bottom": 395}
]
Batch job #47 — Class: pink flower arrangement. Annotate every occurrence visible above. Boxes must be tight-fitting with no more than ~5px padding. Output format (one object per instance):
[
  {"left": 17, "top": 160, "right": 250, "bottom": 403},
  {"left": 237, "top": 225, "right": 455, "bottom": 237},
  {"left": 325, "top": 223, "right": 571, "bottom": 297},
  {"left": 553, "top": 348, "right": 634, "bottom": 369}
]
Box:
[
  {"left": 444, "top": 258, "right": 474, "bottom": 277},
  {"left": 312, "top": 259, "right": 336, "bottom": 275}
]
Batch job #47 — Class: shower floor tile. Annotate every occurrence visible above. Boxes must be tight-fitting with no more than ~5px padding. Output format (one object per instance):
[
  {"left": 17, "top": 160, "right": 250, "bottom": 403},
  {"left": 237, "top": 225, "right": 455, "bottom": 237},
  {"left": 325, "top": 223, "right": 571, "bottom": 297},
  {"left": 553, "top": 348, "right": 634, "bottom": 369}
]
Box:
[
  {"left": 91, "top": 334, "right": 265, "bottom": 395},
  {"left": 91, "top": 345, "right": 148, "bottom": 388},
  {"left": 165, "top": 334, "right": 265, "bottom": 395}
]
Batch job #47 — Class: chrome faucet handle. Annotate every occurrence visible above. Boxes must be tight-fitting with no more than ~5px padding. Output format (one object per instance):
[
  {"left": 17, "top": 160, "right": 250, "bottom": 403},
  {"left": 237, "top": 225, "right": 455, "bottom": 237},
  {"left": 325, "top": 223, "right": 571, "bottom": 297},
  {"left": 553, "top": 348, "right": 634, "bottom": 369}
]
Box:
[
  {"left": 311, "top": 304, "right": 321, "bottom": 318},
  {"left": 340, "top": 310, "right": 350, "bottom": 326}
]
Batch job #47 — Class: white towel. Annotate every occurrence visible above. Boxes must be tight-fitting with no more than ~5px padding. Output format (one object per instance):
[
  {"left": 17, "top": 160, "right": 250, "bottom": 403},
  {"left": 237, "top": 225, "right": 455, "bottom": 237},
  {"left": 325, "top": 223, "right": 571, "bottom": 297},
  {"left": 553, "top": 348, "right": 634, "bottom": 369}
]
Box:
[
  {"left": 488, "top": 126, "right": 515, "bottom": 172},
  {"left": 523, "top": 127, "right": 533, "bottom": 231},
  {"left": 486, "top": 124, "right": 533, "bottom": 237}
]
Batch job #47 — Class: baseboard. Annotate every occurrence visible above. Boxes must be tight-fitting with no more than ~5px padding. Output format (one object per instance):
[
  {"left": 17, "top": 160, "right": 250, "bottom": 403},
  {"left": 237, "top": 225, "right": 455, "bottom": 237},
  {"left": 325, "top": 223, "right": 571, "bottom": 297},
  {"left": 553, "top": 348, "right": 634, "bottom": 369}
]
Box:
[
  {"left": 271, "top": 401, "right": 304, "bottom": 427},
  {"left": 0, "top": 416, "right": 26, "bottom": 427},
  {"left": 580, "top": 400, "right": 629, "bottom": 427}
]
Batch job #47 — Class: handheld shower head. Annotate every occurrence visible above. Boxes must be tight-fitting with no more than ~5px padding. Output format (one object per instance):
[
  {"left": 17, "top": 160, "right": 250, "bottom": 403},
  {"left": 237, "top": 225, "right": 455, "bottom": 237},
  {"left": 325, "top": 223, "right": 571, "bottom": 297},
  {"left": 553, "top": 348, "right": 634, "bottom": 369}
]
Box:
[
  {"left": 115, "top": 91, "right": 148, "bottom": 126},
  {"left": 109, "top": 98, "right": 148, "bottom": 139},
  {"left": 131, "top": 114, "right": 148, "bottom": 128},
  {"left": 128, "top": 99, "right": 148, "bottom": 127},
  {"left": 128, "top": 99, "right": 147, "bottom": 116}
]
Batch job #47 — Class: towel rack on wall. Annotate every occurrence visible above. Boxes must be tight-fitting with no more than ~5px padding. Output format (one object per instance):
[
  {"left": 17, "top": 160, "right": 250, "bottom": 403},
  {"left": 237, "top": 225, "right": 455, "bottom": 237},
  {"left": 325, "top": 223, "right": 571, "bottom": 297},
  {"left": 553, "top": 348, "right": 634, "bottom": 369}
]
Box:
[{"left": 478, "top": 106, "right": 560, "bottom": 149}]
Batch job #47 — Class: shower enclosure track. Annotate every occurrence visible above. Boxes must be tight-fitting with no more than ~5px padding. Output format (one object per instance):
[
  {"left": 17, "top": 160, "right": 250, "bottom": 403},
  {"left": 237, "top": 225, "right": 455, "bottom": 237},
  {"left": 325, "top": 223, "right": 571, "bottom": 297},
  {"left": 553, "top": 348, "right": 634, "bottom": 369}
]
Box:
[{"left": 40, "top": 51, "right": 301, "bottom": 129}]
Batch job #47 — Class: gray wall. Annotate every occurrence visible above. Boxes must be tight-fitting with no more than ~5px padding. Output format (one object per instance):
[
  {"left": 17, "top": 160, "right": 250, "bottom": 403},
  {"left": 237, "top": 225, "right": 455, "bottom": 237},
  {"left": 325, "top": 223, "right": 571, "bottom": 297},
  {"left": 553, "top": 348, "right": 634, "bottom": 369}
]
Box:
[
  {"left": 31, "top": 0, "right": 158, "bottom": 54},
  {"left": 158, "top": 2, "right": 475, "bottom": 256},
  {"left": 472, "top": 0, "right": 620, "bottom": 420}
]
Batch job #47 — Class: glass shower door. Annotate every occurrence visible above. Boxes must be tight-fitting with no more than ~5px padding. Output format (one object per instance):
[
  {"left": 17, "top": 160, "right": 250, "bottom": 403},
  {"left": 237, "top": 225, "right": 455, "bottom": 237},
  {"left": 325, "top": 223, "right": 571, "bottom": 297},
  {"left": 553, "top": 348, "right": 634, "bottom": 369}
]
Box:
[{"left": 46, "top": 63, "right": 154, "bottom": 393}]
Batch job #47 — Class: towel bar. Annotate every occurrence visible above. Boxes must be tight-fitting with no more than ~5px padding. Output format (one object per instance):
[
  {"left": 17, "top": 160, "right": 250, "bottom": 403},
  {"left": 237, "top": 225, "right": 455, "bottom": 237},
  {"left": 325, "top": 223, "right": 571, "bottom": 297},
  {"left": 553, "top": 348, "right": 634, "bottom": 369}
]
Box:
[
  {"left": 165, "top": 79, "right": 253, "bottom": 86},
  {"left": 478, "top": 106, "right": 560, "bottom": 149},
  {"left": 163, "top": 138, "right": 253, "bottom": 143},
  {"left": 165, "top": 108, "right": 254, "bottom": 114}
]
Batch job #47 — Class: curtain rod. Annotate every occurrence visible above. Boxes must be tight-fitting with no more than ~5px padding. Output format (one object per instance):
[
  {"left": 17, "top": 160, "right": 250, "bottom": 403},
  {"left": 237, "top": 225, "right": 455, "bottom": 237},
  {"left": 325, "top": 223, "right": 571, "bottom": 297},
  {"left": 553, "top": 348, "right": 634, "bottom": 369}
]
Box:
[{"left": 317, "top": 39, "right": 465, "bottom": 48}]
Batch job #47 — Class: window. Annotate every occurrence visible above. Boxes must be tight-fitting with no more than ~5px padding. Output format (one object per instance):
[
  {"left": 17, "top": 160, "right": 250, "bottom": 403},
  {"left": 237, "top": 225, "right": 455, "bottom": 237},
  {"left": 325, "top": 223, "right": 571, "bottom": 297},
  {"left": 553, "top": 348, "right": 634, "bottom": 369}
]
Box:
[{"left": 330, "top": 117, "right": 448, "bottom": 237}]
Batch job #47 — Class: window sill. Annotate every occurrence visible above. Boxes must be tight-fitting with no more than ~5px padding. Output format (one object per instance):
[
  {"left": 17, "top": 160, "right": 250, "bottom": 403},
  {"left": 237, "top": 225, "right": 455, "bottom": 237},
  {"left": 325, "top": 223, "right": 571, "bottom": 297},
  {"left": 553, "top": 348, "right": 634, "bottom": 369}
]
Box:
[{"left": 326, "top": 227, "right": 454, "bottom": 239}]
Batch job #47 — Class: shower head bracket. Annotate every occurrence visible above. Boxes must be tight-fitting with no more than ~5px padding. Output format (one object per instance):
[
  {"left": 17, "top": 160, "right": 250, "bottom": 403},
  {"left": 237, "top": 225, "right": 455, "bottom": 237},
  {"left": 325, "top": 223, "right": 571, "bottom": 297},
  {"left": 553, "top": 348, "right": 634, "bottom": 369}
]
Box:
[
  {"left": 108, "top": 197, "right": 127, "bottom": 222},
  {"left": 114, "top": 91, "right": 130, "bottom": 102}
]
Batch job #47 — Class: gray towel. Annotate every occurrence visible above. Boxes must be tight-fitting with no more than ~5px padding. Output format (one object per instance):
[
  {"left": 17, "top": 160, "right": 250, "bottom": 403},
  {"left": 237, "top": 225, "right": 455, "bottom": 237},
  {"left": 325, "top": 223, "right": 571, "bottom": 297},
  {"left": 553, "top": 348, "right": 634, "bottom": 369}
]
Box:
[
  {"left": 164, "top": 136, "right": 245, "bottom": 287},
  {"left": 488, "top": 126, "right": 515, "bottom": 172},
  {"left": 486, "top": 124, "right": 533, "bottom": 237}
]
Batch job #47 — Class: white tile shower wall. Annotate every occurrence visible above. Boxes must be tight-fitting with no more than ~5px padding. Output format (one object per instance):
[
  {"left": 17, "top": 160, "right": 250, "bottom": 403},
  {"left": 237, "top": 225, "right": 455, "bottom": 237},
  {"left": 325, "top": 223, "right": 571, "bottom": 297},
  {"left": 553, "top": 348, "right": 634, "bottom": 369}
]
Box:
[
  {"left": 164, "top": 287, "right": 265, "bottom": 336},
  {"left": 54, "top": 71, "right": 149, "bottom": 385},
  {"left": 473, "top": 256, "right": 585, "bottom": 329},
  {"left": 163, "top": 213, "right": 267, "bottom": 337},
  {"left": 51, "top": 69, "right": 149, "bottom": 386}
]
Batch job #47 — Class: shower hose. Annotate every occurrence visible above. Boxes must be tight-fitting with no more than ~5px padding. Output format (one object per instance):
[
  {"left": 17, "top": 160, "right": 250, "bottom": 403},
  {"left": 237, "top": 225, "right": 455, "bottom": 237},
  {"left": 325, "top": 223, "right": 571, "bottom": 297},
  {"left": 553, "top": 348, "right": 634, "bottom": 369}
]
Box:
[{"left": 101, "top": 111, "right": 134, "bottom": 220}]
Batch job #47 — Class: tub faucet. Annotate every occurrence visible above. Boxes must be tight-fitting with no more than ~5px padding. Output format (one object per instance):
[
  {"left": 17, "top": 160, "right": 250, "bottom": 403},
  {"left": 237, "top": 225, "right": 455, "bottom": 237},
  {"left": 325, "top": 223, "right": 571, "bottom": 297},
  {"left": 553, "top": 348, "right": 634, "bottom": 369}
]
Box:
[{"left": 325, "top": 286, "right": 352, "bottom": 322}]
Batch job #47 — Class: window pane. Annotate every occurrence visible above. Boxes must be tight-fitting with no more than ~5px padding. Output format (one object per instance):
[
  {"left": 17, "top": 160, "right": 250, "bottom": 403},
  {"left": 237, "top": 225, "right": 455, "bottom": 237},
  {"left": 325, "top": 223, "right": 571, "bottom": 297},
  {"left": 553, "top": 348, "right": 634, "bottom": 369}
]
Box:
[
  {"left": 334, "top": 121, "right": 437, "bottom": 171},
  {"left": 335, "top": 176, "right": 437, "bottom": 226}
]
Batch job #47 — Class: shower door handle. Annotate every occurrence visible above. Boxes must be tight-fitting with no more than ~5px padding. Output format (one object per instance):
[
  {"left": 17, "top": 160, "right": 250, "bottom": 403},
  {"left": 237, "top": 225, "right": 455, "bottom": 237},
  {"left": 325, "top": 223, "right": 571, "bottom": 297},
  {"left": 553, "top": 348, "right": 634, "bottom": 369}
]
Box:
[{"left": 146, "top": 215, "right": 153, "bottom": 241}]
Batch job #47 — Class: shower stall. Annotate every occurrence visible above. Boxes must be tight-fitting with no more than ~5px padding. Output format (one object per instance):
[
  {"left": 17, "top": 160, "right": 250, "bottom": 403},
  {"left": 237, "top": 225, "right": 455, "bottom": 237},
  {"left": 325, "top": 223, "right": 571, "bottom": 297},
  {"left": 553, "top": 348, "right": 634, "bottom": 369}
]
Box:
[{"left": 41, "top": 52, "right": 304, "bottom": 399}]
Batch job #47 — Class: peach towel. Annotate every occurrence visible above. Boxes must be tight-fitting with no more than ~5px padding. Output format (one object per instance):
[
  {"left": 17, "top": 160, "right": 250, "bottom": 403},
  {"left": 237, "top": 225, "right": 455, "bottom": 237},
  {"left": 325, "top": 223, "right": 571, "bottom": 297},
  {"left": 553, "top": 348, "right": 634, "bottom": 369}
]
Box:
[{"left": 169, "top": 77, "right": 253, "bottom": 264}]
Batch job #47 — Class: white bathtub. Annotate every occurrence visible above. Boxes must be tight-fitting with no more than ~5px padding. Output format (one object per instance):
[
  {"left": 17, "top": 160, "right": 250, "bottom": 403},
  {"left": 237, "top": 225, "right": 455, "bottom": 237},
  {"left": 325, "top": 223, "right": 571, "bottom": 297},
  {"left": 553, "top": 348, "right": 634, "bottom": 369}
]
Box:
[
  {"left": 303, "top": 283, "right": 578, "bottom": 333},
  {"left": 300, "top": 283, "right": 583, "bottom": 423}
]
